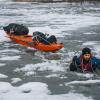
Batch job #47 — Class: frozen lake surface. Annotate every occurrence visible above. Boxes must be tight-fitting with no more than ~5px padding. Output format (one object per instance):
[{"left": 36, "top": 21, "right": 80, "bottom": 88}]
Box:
[{"left": 0, "top": 1, "right": 100, "bottom": 100}]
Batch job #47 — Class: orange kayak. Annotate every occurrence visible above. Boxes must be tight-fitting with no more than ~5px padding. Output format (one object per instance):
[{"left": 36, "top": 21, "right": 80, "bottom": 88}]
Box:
[{"left": 6, "top": 33, "right": 64, "bottom": 52}]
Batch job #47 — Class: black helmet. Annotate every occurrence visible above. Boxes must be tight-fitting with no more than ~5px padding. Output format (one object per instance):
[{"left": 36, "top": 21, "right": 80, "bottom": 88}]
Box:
[{"left": 82, "top": 47, "right": 91, "bottom": 55}]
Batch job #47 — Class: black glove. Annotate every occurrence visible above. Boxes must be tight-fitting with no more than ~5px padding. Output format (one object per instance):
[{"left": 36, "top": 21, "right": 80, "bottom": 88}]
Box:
[
  {"left": 69, "top": 63, "right": 77, "bottom": 71},
  {"left": 69, "top": 56, "right": 78, "bottom": 71},
  {"left": 72, "top": 56, "right": 77, "bottom": 63}
]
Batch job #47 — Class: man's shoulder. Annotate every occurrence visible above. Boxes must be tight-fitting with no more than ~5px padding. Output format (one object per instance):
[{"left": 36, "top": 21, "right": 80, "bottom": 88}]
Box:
[
  {"left": 91, "top": 56, "right": 100, "bottom": 62},
  {"left": 91, "top": 56, "right": 98, "bottom": 59}
]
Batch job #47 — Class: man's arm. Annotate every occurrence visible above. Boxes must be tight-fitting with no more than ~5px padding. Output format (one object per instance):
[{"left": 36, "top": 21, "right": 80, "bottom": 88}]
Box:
[
  {"left": 69, "top": 56, "right": 78, "bottom": 71},
  {"left": 92, "top": 57, "right": 100, "bottom": 70}
]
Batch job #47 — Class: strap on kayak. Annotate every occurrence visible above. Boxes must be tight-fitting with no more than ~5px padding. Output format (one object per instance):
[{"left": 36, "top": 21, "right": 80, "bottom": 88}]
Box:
[{"left": 33, "top": 35, "right": 51, "bottom": 45}]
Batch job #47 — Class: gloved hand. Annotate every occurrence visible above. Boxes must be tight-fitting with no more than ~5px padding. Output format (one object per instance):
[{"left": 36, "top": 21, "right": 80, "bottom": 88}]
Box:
[{"left": 72, "top": 56, "right": 77, "bottom": 62}]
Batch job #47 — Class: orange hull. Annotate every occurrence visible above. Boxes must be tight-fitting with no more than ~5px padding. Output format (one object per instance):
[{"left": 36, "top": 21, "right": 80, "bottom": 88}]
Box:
[{"left": 6, "top": 34, "right": 64, "bottom": 52}]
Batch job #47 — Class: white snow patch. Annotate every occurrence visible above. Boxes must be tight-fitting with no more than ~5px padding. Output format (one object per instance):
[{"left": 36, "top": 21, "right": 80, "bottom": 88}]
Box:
[
  {"left": 0, "top": 63, "right": 6, "bottom": 67},
  {"left": 83, "top": 32, "right": 96, "bottom": 35},
  {"left": 14, "top": 61, "right": 64, "bottom": 76},
  {"left": 0, "top": 55, "right": 21, "bottom": 61},
  {"left": 66, "top": 80, "right": 100, "bottom": 86},
  {"left": 0, "top": 49, "right": 20, "bottom": 53},
  {"left": 0, "top": 73, "right": 8, "bottom": 78},
  {"left": 82, "top": 41, "right": 98, "bottom": 46},
  {"left": 11, "top": 78, "right": 22, "bottom": 84},
  {"left": 45, "top": 74, "right": 58, "bottom": 78},
  {"left": 76, "top": 73, "right": 94, "bottom": 78},
  {"left": 0, "top": 30, "right": 10, "bottom": 42},
  {"left": 0, "top": 82, "right": 93, "bottom": 100},
  {"left": 45, "top": 74, "right": 67, "bottom": 79},
  {"left": 0, "top": 82, "right": 12, "bottom": 93},
  {"left": 24, "top": 71, "right": 36, "bottom": 76}
]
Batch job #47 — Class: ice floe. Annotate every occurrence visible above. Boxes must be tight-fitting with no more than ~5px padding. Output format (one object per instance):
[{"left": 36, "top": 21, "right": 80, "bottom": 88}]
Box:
[
  {"left": 0, "top": 49, "right": 21, "bottom": 54},
  {"left": 0, "top": 63, "right": 6, "bottom": 67},
  {"left": 11, "top": 78, "right": 22, "bottom": 84},
  {"left": 0, "top": 55, "right": 21, "bottom": 61},
  {"left": 0, "top": 73, "right": 8, "bottom": 78},
  {"left": 14, "top": 61, "right": 65, "bottom": 76},
  {"left": 0, "top": 82, "right": 93, "bottom": 100},
  {"left": 83, "top": 32, "right": 96, "bottom": 35},
  {"left": 66, "top": 80, "right": 100, "bottom": 86},
  {"left": 82, "top": 41, "right": 98, "bottom": 46}
]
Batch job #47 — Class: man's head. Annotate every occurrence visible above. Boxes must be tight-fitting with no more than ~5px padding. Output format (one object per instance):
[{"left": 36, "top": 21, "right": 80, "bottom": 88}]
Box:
[{"left": 82, "top": 47, "right": 91, "bottom": 60}]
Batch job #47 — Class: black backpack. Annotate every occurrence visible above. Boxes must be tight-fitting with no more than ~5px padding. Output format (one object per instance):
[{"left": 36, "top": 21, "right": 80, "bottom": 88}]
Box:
[
  {"left": 3, "top": 23, "right": 29, "bottom": 35},
  {"left": 32, "top": 31, "right": 46, "bottom": 42}
]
